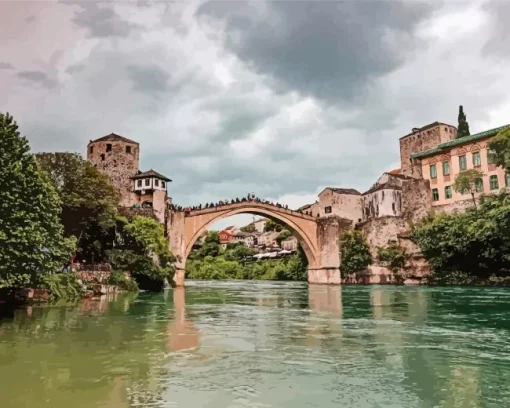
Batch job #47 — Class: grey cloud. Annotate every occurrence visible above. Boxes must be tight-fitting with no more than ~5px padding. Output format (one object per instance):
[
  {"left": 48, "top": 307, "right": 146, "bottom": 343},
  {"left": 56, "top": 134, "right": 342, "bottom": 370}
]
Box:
[
  {"left": 0, "top": 62, "right": 14, "bottom": 70},
  {"left": 65, "top": 63, "right": 85, "bottom": 74},
  {"left": 61, "top": 1, "right": 138, "bottom": 38},
  {"left": 126, "top": 64, "right": 171, "bottom": 94},
  {"left": 482, "top": 0, "right": 510, "bottom": 58},
  {"left": 197, "top": 0, "right": 438, "bottom": 104},
  {"left": 16, "top": 71, "right": 57, "bottom": 89}
]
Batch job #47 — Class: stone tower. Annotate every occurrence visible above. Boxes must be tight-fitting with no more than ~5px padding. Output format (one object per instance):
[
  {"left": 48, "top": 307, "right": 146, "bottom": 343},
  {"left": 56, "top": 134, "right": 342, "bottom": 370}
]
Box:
[
  {"left": 399, "top": 122, "right": 457, "bottom": 178},
  {"left": 87, "top": 133, "right": 139, "bottom": 207}
]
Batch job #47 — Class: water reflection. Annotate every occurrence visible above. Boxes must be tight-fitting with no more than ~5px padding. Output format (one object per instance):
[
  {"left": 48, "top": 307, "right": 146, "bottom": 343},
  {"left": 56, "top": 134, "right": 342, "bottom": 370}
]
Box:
[
  {"left": 167, "top": 288, "right": 199, "bottom": 352},
  {"left": 1, "top": 284, "right": 510, "bottom": 407},
  {"left": 308, "top": 285, "right": 342, "bottom": 316}
]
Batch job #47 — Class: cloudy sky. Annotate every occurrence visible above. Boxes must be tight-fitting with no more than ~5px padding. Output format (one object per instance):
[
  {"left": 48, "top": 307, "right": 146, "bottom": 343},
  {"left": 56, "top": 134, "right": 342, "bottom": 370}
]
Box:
[{"left": 1, "top": 0, "right": 508, "bottom": 229}]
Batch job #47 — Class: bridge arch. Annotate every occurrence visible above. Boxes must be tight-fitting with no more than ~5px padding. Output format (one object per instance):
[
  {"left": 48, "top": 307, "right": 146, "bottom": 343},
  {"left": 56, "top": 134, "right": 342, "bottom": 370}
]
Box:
[
  {"left": 167, "top": 200, "right": 346, "bottom": 286},
  {"left": 184, "top": 205, "right": 319, "bottom": 268}
]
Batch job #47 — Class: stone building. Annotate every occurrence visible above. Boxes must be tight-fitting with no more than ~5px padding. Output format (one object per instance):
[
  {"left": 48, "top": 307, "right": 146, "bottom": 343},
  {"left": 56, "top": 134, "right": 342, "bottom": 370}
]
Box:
[
  {"left": 281, "top": 236, "right": 298, "bottom": 251},
  {"left": 87, "top": 133, "right": 171, "bottom": 224},
  {"left": 308, "top": 188, "right": 362, "bottom": 223}
]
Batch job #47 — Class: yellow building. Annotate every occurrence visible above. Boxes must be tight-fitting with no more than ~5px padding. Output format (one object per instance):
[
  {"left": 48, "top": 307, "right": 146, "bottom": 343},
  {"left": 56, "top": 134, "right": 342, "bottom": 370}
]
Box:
[{"left": 409, "top": 124, "right": 510, "bottom": 212}]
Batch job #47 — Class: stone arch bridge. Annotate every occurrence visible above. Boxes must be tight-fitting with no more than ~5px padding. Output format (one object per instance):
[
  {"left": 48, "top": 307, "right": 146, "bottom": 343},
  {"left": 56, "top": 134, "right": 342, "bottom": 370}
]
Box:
[{"left": 167, "top": 201, "right": 352, "bottom": 286}]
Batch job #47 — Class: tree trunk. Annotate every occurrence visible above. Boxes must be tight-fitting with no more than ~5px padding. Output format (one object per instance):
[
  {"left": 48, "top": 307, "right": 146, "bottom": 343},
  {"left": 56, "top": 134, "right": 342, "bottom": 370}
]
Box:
[{"left": 471, "top": 192, "right": 477, "bottom": 209}]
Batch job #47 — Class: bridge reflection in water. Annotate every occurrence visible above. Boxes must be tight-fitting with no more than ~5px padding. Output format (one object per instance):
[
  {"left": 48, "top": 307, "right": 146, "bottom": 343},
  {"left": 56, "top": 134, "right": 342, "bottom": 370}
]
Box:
[{"left": 166, "top": 287, "right": 199, "bottom": 352}]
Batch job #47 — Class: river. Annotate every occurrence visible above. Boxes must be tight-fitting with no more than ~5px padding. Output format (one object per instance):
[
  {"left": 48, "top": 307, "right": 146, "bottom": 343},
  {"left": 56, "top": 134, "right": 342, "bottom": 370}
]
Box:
[{"left": 1, "top": 281, "right": 510, "bottom": 407}]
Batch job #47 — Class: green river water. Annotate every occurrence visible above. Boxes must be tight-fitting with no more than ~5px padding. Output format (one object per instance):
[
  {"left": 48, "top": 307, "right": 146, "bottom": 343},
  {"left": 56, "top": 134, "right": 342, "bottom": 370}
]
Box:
[{"left": 1, "top": 281, "right": 510, "bottom": 407}]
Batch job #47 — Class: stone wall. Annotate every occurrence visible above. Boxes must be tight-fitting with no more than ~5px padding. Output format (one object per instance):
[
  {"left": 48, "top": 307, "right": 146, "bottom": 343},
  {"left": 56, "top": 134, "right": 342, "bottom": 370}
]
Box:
[
  {"left": 87, "top": 139, "right": 139, "bottom": 207},
  {"left": 401, "top": 177, "right": 432, "bottom": 222},
  {"left": 309, "top": 216, "right": 352, "bottom": 284},
  {"left": 152, "top": 189, "right": 168, "bottom": 224},
  {"left": 76, "top": 270, "right": 112, "bottom": 284},
  {"left": 359, "top": 216, "right": 409, "bottom": 259}
]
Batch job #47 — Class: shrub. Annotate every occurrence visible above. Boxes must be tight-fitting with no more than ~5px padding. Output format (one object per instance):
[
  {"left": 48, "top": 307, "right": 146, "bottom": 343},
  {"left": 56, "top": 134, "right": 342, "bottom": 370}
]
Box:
[{"left": 108, "top": 270, "right": 139, "bottom": 292}]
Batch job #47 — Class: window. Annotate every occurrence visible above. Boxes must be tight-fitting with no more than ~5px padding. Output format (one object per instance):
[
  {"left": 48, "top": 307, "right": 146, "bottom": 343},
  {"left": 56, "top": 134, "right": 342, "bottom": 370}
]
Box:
[
  {"left": 475, "top": 178, "right": 483, "bottom": 193},
  {"left": 432, "top": 188, "right": 439, "bottom": 201},
  {"left": 155, "top": 179, "right": 159, "bottom": 187},
  {"left": 126, "top": 146, "right": 131, "bottom": 154},
  {"left": 324, "top": 206, "right": 332, "bottom": 214},
  {"left": 100, "top": 153, "right": 105, "bottom": 161},
  {"left": 145, "top": 178, "right": 150, "bottom": 186},
  {"left": 162, "top": 181, "right": 166, "bottom": 189},
  {"left": 89, "top": 146, "right": 94, "bottom": 154},
  {"left": 472, "top": 151, "right": 481, "bottom": 167},
  {"left": 490, "top": 175, "right": 499, "bottom": 190},
  {"left": 459, "top": 155, "right": 467, "bottom": 170},
  {"left": 137, "top": 180, "right": 142, "bottom": 187},
  {"left": 429, "top": 164, "right": 437, "bottom": 179},
  {"left": 442, "top": 161, "right": 450, "bottom": 176},
  {"left": 445, "top": 185, "right": 452, "bottom": 199},
  {"left": 106, "top": 144, "right": 112, "bottom": 152},
  {"left": 488, "top": 149, "right": 496, "bottom": 164},
  {"left": 506, "top": 173, "right": 510, "bottom": 187},
  {"left": 392, "top": 203, "right": 396, "bottom": 212}
]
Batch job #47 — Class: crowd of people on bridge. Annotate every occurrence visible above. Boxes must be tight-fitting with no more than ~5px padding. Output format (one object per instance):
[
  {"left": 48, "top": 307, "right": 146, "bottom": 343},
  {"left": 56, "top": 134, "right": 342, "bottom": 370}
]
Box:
[{"left": 168, "top": 193, "right": 318, "bottom": 217}]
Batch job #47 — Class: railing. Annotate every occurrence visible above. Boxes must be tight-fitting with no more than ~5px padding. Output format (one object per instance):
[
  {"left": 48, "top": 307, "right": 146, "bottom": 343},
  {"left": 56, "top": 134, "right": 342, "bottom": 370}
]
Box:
[{"left": 179, "top": 200, "right": 317, "bottom": 220}]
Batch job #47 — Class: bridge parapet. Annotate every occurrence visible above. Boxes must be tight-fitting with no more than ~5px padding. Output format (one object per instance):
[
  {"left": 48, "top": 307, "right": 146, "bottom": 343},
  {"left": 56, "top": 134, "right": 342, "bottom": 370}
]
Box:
[{"left": 182, "top": 200, "right": 317, "bottom": 221}]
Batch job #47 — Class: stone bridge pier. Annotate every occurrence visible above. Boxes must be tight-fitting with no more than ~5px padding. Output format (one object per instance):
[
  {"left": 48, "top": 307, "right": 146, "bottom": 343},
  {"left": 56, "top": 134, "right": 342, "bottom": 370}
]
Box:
[{"left": 166, "top": 202, "right": 352, "bottom": 287}]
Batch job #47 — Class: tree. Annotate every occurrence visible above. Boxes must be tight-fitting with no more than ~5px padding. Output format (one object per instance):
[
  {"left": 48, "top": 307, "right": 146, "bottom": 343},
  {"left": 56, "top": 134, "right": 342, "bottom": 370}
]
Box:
[
  {"left": 240, "top": 224, "right": 255, "bottom": 233},
  {"left": 275, "top": 229, "right": 292, "bottom": 245},
  {"left": 339, "top": 229, "right": 372, "bottom": 277},
  {"left": 453, "top": 169, "right": 485, "bottom": 209},
  {"left": 412, "top": 191, "right": 510, "bottom": 283},
  {"left": 457, "top": 105, "right": 470, "bottom": 138},
  {"left": 0, "top": 112, "right": 75, "bottom": 288},
  {"left": 36, "top": 152, "right": 120, "bottom": 263},
  {"left": 108, "top": 216, "right": 176, "bottom": 291},
  {"left": 264, "top": 219, "right": 283, "bottom": 232},
  {"left": 193, "top": 231, "right": 222, "bottom": 259},
  {"left": 488, "top": 126, "right": 510, "bottom": 172}
]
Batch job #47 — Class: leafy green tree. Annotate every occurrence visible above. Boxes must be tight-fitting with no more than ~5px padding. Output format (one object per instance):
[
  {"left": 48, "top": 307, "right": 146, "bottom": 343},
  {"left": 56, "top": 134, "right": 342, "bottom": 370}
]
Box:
[
  {"left": 275, "top": 229, "right": 292, "bottom": 245},
  {"left": 264, "top": 220, "right": 283, "bottom": 232},
  {"left": 0, "top": 112, "right": 75, "bottom": 288},
  {"left": 412, "top": 191, "right": 510, "bottom": 283},
  {"left": 457, "top": 105, "right": 470, "bottom": 138},
  {"left": 453, "top": 169, "right": 485, "bottom": 208},
  {"left": 339, "top": 229, "right": 372, "bottom": 277},
  {"left": 240, "top": 224, "right": 255, "bottom": 233},
  {"left": 488, "top": 126, "right": 510, "bottom": 172},
  {"left": 108, "top": 216, "right": 176, "bottom": 291},
  {"left": 36, "top": 152, "right": 120, "bottom": 263},
  {"left": 192, "top": 231, "right": 222, "bottom": 259}
]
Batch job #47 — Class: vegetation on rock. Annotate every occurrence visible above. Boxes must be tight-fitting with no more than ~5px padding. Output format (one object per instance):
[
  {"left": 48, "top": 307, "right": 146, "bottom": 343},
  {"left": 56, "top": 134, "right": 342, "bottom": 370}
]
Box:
[
  {"left": 377, "top": 241, "right": 410, "bottom": 284},
  {"left": 0, "top": 112, "right": 75, "bottom": 289},
  {"left": 412, "top": 191, "right": 510, "bottom": 283},
  {"left": 338, "top": 229, "right": 372, "bottom": 278},
  {"left": 108, "top": 216, "right": 176, "bottom": 291}
]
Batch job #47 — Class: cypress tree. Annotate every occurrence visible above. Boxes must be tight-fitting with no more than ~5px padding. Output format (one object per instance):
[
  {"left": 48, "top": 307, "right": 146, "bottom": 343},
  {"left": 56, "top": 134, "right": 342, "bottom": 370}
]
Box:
[
  {"left": 457, "top": 105, "right": 471, "bottom": 138},
  {"left": 0, "top": 112, "right": 75, "bottom": 288}
]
